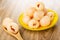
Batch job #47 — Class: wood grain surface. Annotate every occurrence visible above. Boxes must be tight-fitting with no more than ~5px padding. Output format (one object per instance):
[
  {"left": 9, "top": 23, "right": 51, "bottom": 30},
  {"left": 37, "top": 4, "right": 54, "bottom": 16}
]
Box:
[{"left": 0, "top": 0, "right": 60, "bottom": 40}]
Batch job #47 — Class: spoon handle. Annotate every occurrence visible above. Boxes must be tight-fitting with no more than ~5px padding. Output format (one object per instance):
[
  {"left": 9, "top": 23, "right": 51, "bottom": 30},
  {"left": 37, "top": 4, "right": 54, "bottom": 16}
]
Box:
[{"left": 16, "top": 32, "right": 23, "bottom": 40}]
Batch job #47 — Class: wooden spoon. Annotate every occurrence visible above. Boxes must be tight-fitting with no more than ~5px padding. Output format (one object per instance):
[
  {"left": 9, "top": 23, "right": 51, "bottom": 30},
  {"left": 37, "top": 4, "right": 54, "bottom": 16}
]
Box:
[{"left": 2, "top": 26, "right": 23, "bottom": 40}]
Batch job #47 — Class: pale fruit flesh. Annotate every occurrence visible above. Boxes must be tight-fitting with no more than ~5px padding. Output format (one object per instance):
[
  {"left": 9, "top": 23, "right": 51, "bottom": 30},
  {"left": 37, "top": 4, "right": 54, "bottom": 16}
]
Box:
[
  {"left": 7, "top": 22, "right": 19, "bottom": 34},
  {"left": 33, "top": 11, "right": 44, "bottom": 20},
  {"left": 28, "top": 19, "right": 39, "bottom": 28},
  {"left": 26, "top": 7, "right": 37, "bottom": 18},
  {"left": 2, "top": 18, "right": 13, "bottom": 28},
  {"left": 47, "top": 12, "right": 54, "bottom": 21},
  {"left": 23, "top": 16, "right": 30, "bottom": 24},
  {"left": 35, "top": 2, "right": 45, "bottom": 11},
  {"left": 2, "top": 18, "right": 19, "bottom": 34},
  {"left": 40, "top": 16, "right": 50, "bottom": 26}
]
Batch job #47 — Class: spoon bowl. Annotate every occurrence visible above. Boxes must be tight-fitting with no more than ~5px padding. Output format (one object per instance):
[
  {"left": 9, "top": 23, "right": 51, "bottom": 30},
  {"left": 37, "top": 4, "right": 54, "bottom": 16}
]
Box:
[{"left": 2, "top": 26, "right": 23, "bottom": 40}]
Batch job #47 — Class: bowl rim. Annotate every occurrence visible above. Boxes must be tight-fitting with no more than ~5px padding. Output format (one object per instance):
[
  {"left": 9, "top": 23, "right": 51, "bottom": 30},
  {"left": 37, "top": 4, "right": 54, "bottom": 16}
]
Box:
[{"left": 18, "top": 9, "right": 58, "bottom": 31}]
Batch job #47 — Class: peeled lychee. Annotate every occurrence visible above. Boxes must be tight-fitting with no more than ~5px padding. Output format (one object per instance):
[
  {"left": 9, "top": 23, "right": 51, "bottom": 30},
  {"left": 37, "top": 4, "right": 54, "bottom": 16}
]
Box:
[
  {"left": 23, "top": 16, "right": 30, "bottom": 24},
  {"left": 40, "top": 16, "right": 50, "bottom": 26},
  {"left": 26, "top": 7, "right": 37, "bottom": 18},
  {"left": 7, "top": 22, "right": 19, "bottom": 34},
  {"left": 35, "top": 2, "right": 45, "bottom": 11},
  {"left": 33, "top": 11, "right": 44, "bottom": 20},
  {"left": 47, "top": 12, "right": 54, "bottom": 21},
  {"left": 2, "top": 18, "right": 13, "bottom": 28},
  {"left": 2, "top": 18, "right": 19, "bottom": 34},
  {"left": 28, "top": 19, "right": 39, "bottom": 28}
]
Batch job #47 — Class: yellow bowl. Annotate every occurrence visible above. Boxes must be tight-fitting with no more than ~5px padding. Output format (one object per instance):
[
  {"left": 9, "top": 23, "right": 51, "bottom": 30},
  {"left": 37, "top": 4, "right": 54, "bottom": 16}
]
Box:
[{"left": 18, "top": 9, "right": 58, "bottom": 31}]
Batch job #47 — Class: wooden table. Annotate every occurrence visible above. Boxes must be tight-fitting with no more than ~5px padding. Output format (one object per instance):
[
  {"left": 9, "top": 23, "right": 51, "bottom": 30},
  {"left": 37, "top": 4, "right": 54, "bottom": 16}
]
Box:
[{"left": 0, "top": 0, "right": 60, "bottom": 40}]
